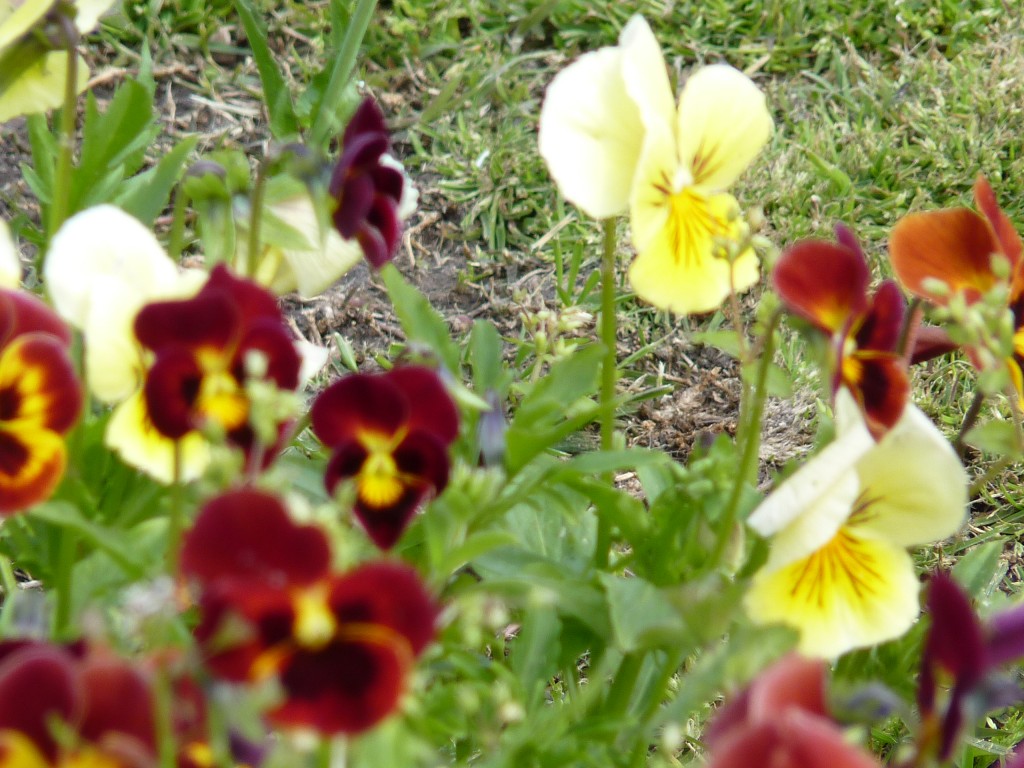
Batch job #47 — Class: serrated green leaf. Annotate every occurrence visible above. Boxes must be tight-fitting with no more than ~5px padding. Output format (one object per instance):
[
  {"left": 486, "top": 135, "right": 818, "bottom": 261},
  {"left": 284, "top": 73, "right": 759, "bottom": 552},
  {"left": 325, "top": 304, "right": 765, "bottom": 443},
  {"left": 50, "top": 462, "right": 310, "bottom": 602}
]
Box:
[
  {"left": 952, "top": 539, "right": 1005, "bottom": 598},
  {"left": 599, "top": 573, "right": 686, "bottom": 653},
  {"left": 965, "top": 420, "right": 1019, "bottom": 457}
]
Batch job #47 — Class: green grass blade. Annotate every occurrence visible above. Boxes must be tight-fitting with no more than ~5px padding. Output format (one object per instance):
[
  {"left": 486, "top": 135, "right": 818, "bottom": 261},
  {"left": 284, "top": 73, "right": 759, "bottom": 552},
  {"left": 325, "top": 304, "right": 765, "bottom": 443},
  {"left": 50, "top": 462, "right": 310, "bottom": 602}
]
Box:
[{"left": 233, "top": 0, "right": 299, "bottom": 139}]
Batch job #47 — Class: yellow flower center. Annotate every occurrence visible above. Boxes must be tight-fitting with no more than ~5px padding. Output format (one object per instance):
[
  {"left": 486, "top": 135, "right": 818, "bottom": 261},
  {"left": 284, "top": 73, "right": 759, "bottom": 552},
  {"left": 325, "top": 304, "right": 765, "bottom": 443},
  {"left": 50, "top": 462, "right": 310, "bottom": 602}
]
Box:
[
  {"left": 292, "top": 583, "right": 338, "bottom": 651},
  {"left": 662, "top": 187, "right": 733, "bottom": 268},
  {"left": 355, "top": 430, "right": 406, "bottom": 509},
  {"left": 787, "top": 527, "right": 884, "bottom": 609},
  {"left": 196, "top": 370, "right": 249, "bottom": 431}
]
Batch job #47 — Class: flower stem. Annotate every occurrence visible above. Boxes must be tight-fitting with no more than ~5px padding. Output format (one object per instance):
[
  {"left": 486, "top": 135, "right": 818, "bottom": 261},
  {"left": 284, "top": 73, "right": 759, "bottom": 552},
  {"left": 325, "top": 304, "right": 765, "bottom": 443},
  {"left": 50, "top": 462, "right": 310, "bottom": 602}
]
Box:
[
  {"left": 154, "top": 666, "right": 177, "bottom": 768},
  {"left": 47, "top": 15, "right": 81, "bottom": 241},
  {"left": 167, "top": 181, "right": 189, "bottom": 262},
  {"left": 595, "top": 217, "right": 618, "bottom": 570},
  {"left": 53, "top": 528, "right": 78, "bottom": 638},
  {"left": 245, "top": 159, "right": 268, "bottom": 277},
  {"left": 167, "top": 441, "right": 184, "bottom": 575},
  {"left": 603, "top": 651, "right": 644, "bottom": 718},
  {"left": 953, "top": 388, "right": 985, "bottom": 460},
  {"left": 309, "top": 0, "right": 378, "bottom": 147},
  {"left": 710, "top": 308, "right": 781, "bottom": 569}
]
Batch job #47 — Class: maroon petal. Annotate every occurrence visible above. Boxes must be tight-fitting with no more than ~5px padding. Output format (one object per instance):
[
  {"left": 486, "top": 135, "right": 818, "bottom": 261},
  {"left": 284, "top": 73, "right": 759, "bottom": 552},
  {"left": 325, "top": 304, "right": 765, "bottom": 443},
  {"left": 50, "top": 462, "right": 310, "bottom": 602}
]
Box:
[
  {"left": 135, "top": 291, "right": 239, "bottom": 356},
  {"left": 311, "top": 374, "right": 408, "bottom": 448},
  {"left": 181, "top": 489, "right": 331, "bottom": 588},
  {"left": 332, "top": 167, "right": 378, "bottom": 240},
  {"left": 144, "top": 348, "right": 203, "bottom": 439},
  {"left": 394, "top": 430, "right": 450, "bottom": 498},
  {"left": 908, "top": 325, "right": 959, "bottom": 364},
  {"left": 202, "top": 264, "right": 284, "bottom": 329},
  {"left": 986, "top": 604, "right": 1024, "bottom": 667},
  {"left": 79, "top": 652, "right": 156, "bottom": 756},
  {"left": 0, "top": 642, "right": 79, "bottom": 761},
  {"left": 357, "top": 221, "right": 392, "bottom": 269},
  {"left": 846, "top": 353, "right": 910, "bottom": 439},
  {"left": 342, "top": 97, "right": 389, "bottom": 146},
  {"left": 855, "top": 281, "right": 905, "bottom": 353},
  {"left": 0, "top": 332, "right": 82, "bottom": 433},
  {"left": 920, "top": 572, "right": 987, "bottom": 715},
  {"left": 237, "top": 320, "right": 301, "bottom": 391},
  {"left": 0, "top": 290, "right": 72, "bottom": 348},
  {"left": 329, "top": 562, "right": 438, "bottom": 656},
  {"left": 773, "top": 240, "right": 870, "bottom": 334},
  {"left": 387, "top": 366, "right": 459, "bottom": 444},
  {"left": 269, "top": 635, "right": 408, "bottom": 736}
]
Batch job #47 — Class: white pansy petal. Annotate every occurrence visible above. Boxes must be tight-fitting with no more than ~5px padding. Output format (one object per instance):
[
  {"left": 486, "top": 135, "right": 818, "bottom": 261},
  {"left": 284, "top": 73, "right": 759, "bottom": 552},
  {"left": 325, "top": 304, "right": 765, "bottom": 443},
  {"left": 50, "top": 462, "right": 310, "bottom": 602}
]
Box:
[
  {"left": 106, "top": 392, "right": 209, "bottom": 484},
  {"left": 84, "top": 276, "right": 146, "bottom": 403},
  {"left": 538, "top": 46, "right": 645, "bottom": 219},
  {"left": 746, "top": 530, "right": 920, "bottom": 658},
  {"left": 851, "top": 404, "right": 967, "bottom": 547},
  {"left": 676, "top": 64, "right": 773, "bottom": 189},
  {"left": 380, "top": 154, "right": 419, "bottom": 220},
  {"left": 44, "top": 205, "right": 176, "bottom": 328},
  {"left": 296, "top": 340, "right": 329, "bottom": 387},
  {"left": 748, "top": 416, "right": 874, "bottom": 537},
  {"left": 73, "top": 0, "right": 117, "bottom": 34},
  {"left": 619, "top": 15, "right": 676, "bottom": 132},
  {"left": 0, "top": 220, "right": 20, "bottom": 287}
]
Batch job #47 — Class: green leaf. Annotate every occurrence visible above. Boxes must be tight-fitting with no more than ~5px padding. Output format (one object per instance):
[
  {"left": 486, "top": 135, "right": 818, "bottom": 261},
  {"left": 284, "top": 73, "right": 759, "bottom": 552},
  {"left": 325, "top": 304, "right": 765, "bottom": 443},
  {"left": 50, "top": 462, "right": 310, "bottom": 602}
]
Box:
[
  {"left": 952, "top": 539, "right": 1005, "bottom": 598},
  {"left": 115, "top": 135, "right": 198, "bottom": 226},
  {"left": 28, "top": 502, "right": 147, "bottom": 578},
  {"left": 232, "top": 0, "right": 299, "bottom": 139},
  {"left": 599, "top": 573, "right": 686, "bottom": 653},
  {"left": 509, "top": 606, "right": 561, "bottom": 709},
  {"left": 965, "top": 420, "right": 1019, "bottom": 456},
  {"left": 690, "top": 329, "right": 741, "bottom": 358},
  {"left": 380, "top": 264, "right": 461, "bottom": 373},
  {"left": 469, "top": 319, "right": 507, "bottom": 393}
]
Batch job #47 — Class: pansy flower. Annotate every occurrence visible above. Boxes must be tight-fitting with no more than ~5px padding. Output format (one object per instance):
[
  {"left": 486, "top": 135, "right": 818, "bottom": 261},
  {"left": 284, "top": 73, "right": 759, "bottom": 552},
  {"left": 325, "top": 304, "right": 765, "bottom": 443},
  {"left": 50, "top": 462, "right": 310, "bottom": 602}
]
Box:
[
  {"left": 44, "top": 204, "right": 209, "bottom": 483},
  {"left": 744, "top": 391, "right": 966, "bottom": 658},
  {"left": 705, "top": 654, "right": 879, "bottom": 768},
  {"left": 329, "top": 97, "right": 415, "bottom": 269},
  {"left": 135, "top": 264, "right": 302, "bottom": 470},
  {"left": 889, "top": 175, "right": 1024, "bottom": 397},
  {"left": 180, "top": 490, "right": 438, "bottom": 735},
  {"left": 0, "top": 640, "right": 155, "bottom": 767},
  {"left": 0, "top": 287, "right": 81, "bottom": 514},
  {"left": 311, "top": 366, "right": 459, "bottom": 549},
  {"left": 538, "top": 15, "right": 773, "bottom": 314},
  {"left": 773, "top": 224, "right": 910, "bottom": 437},
  {"left": 917, "top": 572, "right": 1024, "bottom": 761}
]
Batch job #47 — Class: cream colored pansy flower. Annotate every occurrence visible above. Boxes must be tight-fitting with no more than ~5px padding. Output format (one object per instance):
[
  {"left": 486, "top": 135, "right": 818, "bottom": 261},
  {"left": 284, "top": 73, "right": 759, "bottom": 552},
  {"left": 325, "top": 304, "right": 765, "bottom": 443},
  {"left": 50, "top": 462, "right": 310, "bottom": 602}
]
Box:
[
  {"left": 0, "top": 220, "right": 19, "bottom": 287},
  {"left": 539, "top": 15, "right": 773, "bottom": 314},
  {"left": 744, "top": 391, "right": 967, "bottom": 658},
  {"left": 44, "top": 205, "right": 209, "bottom": 482}
]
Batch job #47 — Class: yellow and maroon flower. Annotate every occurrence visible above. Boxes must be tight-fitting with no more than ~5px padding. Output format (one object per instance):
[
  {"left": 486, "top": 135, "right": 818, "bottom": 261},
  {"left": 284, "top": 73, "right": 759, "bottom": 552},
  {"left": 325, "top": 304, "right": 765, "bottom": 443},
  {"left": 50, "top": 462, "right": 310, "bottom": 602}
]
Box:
[
  {"left": 311, "top": 366, "right": 459, "bottom": 550},
  {"left": 773, "top": 225, "right": 909, "bottom": 438},
  {"left": 134, "top": 264, "right": 301, "bottom": 467},
  {"left": 0, "top": 640, "right": 155, "bottom": 768},
  {"left": 0, "top": 289, "right": 82, "bottom": 515},
  {"left": 180, "top": 490, "right": 438, "bottom": 736},
  {"left": 329, "top": 97, "right": 406, "bottom": 268},
  {"left": 889, "top": 175, "right": 1024, "bottom": 398}
]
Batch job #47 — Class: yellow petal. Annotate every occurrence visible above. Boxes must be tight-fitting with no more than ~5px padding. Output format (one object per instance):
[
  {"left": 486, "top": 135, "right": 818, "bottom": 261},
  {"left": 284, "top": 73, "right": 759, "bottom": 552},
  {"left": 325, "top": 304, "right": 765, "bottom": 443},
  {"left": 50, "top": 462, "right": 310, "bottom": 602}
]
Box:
[
  {"left": 0, "top": 51, "right": 88, "bottom": 123},
  {"left": 676, "top": 64, "right": 773, "bottom": 190},
  {"left": 0, "top": 729, "right": 50, "bottom": 768},
  {"left": 538, "top": 45, "right": 644, "bottom": 219},
  {"left": 0, "top": 219, "right": 19, "bottom": 288},
  {"left": 627, "top": 189, "right": 759, "bottom": 314},
  {"left": 0, "top": 0, "right": 53, "bottom": 51},
  {"left": 619, "top": 15, "right": 675, "bottom": 134},
  {"left": 745, "top": 528, "right": 920, "bottom": 658},
  {"left": 44, "top": 205, "right": 177, "bottom": 329},
  {"left": 850, "top": 404, "right": 966, "bottom": 547},
  {"left": 105, "top": 392, "right": 210, "bottom": 484}
]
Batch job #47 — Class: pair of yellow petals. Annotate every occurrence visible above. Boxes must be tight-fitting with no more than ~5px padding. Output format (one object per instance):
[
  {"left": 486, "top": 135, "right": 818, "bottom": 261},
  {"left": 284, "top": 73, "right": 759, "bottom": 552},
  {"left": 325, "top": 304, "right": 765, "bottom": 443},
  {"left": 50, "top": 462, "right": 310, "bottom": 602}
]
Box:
[{"left": 538, "top": 15, "right": 773, "bottom": 314}]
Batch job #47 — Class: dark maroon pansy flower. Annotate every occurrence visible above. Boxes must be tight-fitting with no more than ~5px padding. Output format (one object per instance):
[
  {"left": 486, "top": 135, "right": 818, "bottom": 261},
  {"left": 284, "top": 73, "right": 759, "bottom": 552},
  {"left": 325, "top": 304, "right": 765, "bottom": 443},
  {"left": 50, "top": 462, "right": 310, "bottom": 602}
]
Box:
[
  {"left": 919, "top": 572, "right": 1024, "bottom": 760},
  {"left": 134, "top": 264, "right": 301, "bottom": 467},
  {"left": 311, "top": 365, "right": 459, "bottom": 549},
  {"left": 773, "top": 224, "right": 910, "bottom": 439},
  {"left": 328, "top": 97, "right": 405, "bottom": 268},
  {"left": 180, "top": 489, "right": 439, "bottom": 736},
  {"left": 705, "top": 654, "right": 878, "bottom": 768},
  {"left": 0, "top": 640, "right": 155, "bottom": 767}
]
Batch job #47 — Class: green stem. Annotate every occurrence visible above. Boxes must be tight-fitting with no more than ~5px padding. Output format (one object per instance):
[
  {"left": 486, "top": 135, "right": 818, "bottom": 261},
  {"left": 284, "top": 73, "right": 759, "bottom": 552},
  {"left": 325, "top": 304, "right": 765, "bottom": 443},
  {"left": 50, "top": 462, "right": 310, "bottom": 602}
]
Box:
[
  {"left": 309, "top": 0, "right": 378, "bottom": 147},
  {"left": 0, "top": 555, "right": 18, "bottom": 635},
  {"left": 245, "top": 159, "right": 268, "bottom": 277},
  {"left": 167, "top": 181, "right": 189, "bottom": 262},
  {"left": 167, "top": 441, "right": 184, "bottom": 575},
  {"left": 595, "top": 217, "right": 618, "bottom": 570},
  {"left": 953, "top": 389, "right": 985, "bottom": 460},
  {"left": 710, "top": 308, "right": 781, "bottom": 568},
  {"left": 154, "top": 667, "right": 177, "bottom": 768},
  {"left": 47, "top": 15, "right": 81, "bottom": 241},
  {"left": 53, "top": 529, "right": 78, "bottom": 638},
  {"left": 602, "top": 652, "right": 644, "bottom": 718}
]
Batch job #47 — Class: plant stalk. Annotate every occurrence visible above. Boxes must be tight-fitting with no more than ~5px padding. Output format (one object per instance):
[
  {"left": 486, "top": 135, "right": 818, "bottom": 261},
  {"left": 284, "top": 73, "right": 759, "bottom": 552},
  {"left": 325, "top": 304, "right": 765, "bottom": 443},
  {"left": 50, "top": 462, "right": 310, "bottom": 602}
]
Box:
[
  {"left": 48, "top": 15, "right": 81, "bottom": 240},
  {"left": 595, "top": 217, "right": 618, "bottom": 570}
]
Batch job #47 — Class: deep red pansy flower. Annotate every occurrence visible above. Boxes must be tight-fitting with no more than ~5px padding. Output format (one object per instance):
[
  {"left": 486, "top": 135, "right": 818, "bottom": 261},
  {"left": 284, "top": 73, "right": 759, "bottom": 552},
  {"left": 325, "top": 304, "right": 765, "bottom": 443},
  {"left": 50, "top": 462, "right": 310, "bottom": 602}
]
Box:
[
  {"left": 0, "top": 640, "right": 155, "bottom": 768},
  {"left": 890, "top": 175, "right": 1024, "bottom": 403},
  {"left": 705, "top": 654, "right": 878, "bottom": 768},
  {"left": 180, "top": 489, "right": 438, "bottom": 736},
  {"left": 311, "top": 366, "right": 459, "bottom": 549},
  {"left": 773, "top": 224, "right": 910, "bottom": 438},
  {"left": 0, "top": 288, "right": 82, "bottom": 514},
  {"left": 328, "top": 97, "right": 405, "bottom": 268},
  {"left": 918, "top": 572, "right": 1024, "bottom": 760},
  {"left": 134, "top": 264, "right": 301, "bottom": 466}
]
